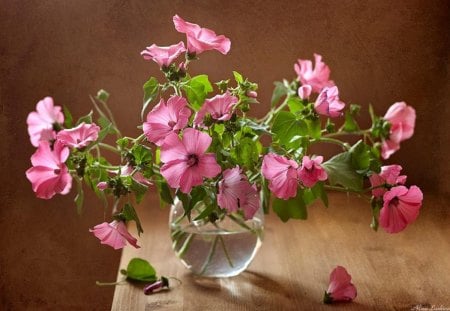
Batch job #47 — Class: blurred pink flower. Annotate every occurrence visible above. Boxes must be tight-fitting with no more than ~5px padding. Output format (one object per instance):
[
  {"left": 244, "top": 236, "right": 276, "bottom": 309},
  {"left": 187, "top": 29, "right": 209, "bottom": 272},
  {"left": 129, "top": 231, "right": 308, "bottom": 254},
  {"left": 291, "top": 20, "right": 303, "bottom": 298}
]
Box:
[
  {"left": 379, "top": 185, "right": 423, "bottom": 233},
  {"left": 25, "top": 141, "right": 72, "bottom": 199},
  {"left": 369, "top": 165, "right": 407, "bottom": 198},
  {"left": 193, "top": 91, "right": 238, "bottom": 126},
  {"left": 89, "top": 220, "right": 140, "bottom": 250},
  {"left": 143, "top": 96, "right": 191, "bottom": 146},
  {"left": 97, "top": 181, "right": 108, "bottom": 191},
  {"left": 314, "top": 86, "right": 345, "bottom": 118},
  {"left": 27, "top": 97, "right": 64, "bottom": 147},
  {"left": 217, "top": 166, "right": 260, "bottom": 219},
  {"left": 298, "top": 155, "right": 328, "bottom": 188},
  {"left": 298, "top": 84, "right": 312, "bottom": 100},
  {"left": 160, "top": 128, "right": 221, "bottom": 193},
  {"left": 140, "top": 41, "right": 186, "bottom": 68},
  {"left": 173, "top": 15, "right": 231, "bottom": 55},
  {"left": 324, "top": 266, "right": 357, "bottom": 303},
  {"left": 261, "top": 153, "right": 299, "bottom": 199},
  {"left": 381, "top": 102, "right": 416, "bottom": 159},
  {"left": 120, "top": 165, "right": 152, "bottom": 186},
  {"left": 294, "top": 54, "right": 334, "bottom": 93},
  {"left": 56, "top": 122, "right": 100, "bottom": 149}
]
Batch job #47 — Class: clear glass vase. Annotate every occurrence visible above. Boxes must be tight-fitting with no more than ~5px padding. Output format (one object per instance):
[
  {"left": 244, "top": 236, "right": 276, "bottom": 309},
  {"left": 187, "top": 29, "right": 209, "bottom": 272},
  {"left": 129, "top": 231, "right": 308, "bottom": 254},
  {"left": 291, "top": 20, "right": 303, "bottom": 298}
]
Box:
[{"left": 169, "top": 198, "right": 264, "bottom": 278}]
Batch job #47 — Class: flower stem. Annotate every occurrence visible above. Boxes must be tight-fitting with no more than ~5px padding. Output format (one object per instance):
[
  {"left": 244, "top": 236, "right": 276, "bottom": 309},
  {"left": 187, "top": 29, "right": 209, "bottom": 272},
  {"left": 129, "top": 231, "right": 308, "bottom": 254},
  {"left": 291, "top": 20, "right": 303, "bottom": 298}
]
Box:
[
  {"left": 323, "top": 129, "right": 371, "bottom": 138},
  {"left": 98, "top": 143, "right": 120, "bottom": 154},
  {"left": 219, "top": 236, "right": 234, "bottom": 268},
  {"left": 176, "top": 233, "right": 194, "bottom": 259},
  {"left": 313, "top": 137, "right": 349, "bottom": 150},
  {"left": 199, "top": 236, "right": 219, "bottom": 275}
]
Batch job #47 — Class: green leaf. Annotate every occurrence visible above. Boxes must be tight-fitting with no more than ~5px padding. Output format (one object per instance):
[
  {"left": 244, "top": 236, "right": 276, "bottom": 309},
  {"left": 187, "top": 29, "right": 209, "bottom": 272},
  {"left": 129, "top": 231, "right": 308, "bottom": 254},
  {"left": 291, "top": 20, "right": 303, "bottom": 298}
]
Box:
[
  {"left": 272, "top": 111, "right": 308, "bottom": 149},
  {"left": 130, "top": 179, "right": 148, "bottom": 204},
  {"left": 231, "top": 137, "right": 260, "bottom": 169},
  {"left": 233, "top": 71, "right": 243, "bottom": 84},
  {"left": 156, "top": 180, "right": 173, "bottom": 206},
  {"left": 349, "top": 140, "right": 371, "bottom": 172},
  {"left": 272, "top": 189, "right": 307, "bottom": 222},
  {"left": 306, "top": 118, "right": 321, "bottom": 139},
  {"left": 182, "top": 75, "right": 213, "bottom": 110},
  {"left": 261, "top": 177, "right": 271, "bottom": 214},
  {"left": 96, "top": 89, "right": 110, "bottom": 102},
  {"left": 238, "top": 119, "right": 271, "bottom": 135},
  {"left": 142, "top": 77, "right": 160, "bottom": 120},
  {"left": 76, "top": 110, "right": 93, "bottom": 125},
  {"left": 322, "top": 152, "right": 363, "bottom": 191},
  {"left": 122, "top": 203, "right": 143, "bottom": 235},
  {"left": 287, "top": 97, "right": 304, "bottom": 114},
  {"left": 63, "top": 105, "right": 73, "bottom": 128},
  {"left": 311, "top": 182, "right": 328, "bottom": 207},
  {"left": 271, "top": 82, "right": 289, "bottom": 107},
  {"left": 131, "top": 145, "right": 152, "bottom": 167},
  {"left": 96, "top": 116, "right": 114, "bottom": 142},
  {"left": 344, "top": 111, "right": 359, "bottom": 132},
  {"left": 121, "top": 258, "right": 157, "bottom": 282}
]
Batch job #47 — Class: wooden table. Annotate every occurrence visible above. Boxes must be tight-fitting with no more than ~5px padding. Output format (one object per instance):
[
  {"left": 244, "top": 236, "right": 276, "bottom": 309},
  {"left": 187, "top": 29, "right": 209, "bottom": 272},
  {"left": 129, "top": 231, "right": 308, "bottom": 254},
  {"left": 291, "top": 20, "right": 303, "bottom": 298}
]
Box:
[{"left": 112, "top": 193, "right": 450, "bottom": 311}]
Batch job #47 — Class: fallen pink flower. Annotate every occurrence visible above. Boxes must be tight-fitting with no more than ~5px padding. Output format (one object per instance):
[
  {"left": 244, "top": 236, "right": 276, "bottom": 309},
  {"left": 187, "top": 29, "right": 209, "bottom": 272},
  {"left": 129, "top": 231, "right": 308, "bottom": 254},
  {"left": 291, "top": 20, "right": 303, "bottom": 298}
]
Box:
[
  {"left": 379, "top": 185, "right": 423, "bottom": 233},
  {"left": 294, "top": 54, "right": 334, "bottom": 93},
  {"left": 25, "top": 141, "right": 72, "bottom": 199},
  {"left": 160, "top": 128, "right": 221, "bottom": 193},
  {"left": 27, "top": 97, "right": 64, "bottom": 147},
  {"left": 261, "top": 153, "right": 299, "bottom": 199},
  {"left": 193, "top": 91, "right": 238, "bottom": 126},
  {"left": 173, "top": 14, "right": 231, "bottom": 55},
  {"left": 369, "top": 165, "right": 407, "bottom": 198},
  {"left": 141, "top": 41, "right": 186, "bottom": 68},
  {"left": 56, "top": 122, "right": 100, "bottom": 149},
  {"left": 314, "top": 86, "right": 345, "bottom": 118},
  {"left": 89, "top": 220, "right": 140, "bottom": 250},
  {"left": 143, "top": 96, "right": 191, "bottom": 146},
  {"left": 298, "top": 155, "right": 328, "bottom": 188},
  {"left": 324, "top": 266, "right": 357, "bottom": 304}
]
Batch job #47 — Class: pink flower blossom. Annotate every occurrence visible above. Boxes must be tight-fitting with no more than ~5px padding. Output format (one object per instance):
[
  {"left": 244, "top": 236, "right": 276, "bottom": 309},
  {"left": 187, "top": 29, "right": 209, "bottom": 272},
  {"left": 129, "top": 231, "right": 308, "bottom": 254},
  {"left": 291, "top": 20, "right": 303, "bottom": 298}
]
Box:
[
  {"left": 379, "top": 185, "right": 423, "bottom": 233},
  {"left": 193, "top": 91, "right": 238, "bottom": 126},
  {"left": 25, "top": 141, "right": 72, "bottom": 199},
  {"left": 143, "top": 96, "right": 191, "bottom": 146},
  {"left": 217, "top": 166, "right": 260, "bottom": 219},
  {"left": 294, "top": 54, "right": 334, "bottom": 93},
  {"left": 381, "top": 102, "right": 416, "bottom": 159},
  {"left": 160, "top": 128, "right": 221, "bottom": 193},
  {"left": 89, "top": 220, "right": 140, "bottom": 250},
  {"left": 314, "top": 86, "right": 345, "bottom": 118},
  {"left": 298, "top": 155, "right": 328, "bottom": 188},
  {"left": 298, "top": 84, "right": 312, "bottom": 100},
  {"left": 261, "top": 153, "right": 299, "bottom": 199},
  {"left": 324, "top": 266, "right": 357, "bottom": 303},
  {"left": 369, "top": 165, "right": 407, "bottom": 198},
  {"left": 97, "top": 181, "right": 108, "bottom": 191},
  {"left": 173, "top": 15, "right": 231, "bottom": 55},
  {"left": 56, "top": 122, "right": 100, "bottom": 149},
  {"left": 27, "top": 97, "right": 64, "bottom": 147},
  {"left": 120, "top": 165, "right": 152, "bottom": 186},
  {"left": 140, "top": 41, "right": 186, "bottom": 68}
]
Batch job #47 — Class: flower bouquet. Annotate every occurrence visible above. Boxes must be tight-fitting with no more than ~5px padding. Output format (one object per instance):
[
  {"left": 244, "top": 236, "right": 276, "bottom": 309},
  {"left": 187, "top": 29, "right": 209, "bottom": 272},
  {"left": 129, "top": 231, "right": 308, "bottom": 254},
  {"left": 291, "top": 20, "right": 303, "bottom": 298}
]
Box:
[{"left": 25, "top": 14, "right": 423, "bottom": 295}]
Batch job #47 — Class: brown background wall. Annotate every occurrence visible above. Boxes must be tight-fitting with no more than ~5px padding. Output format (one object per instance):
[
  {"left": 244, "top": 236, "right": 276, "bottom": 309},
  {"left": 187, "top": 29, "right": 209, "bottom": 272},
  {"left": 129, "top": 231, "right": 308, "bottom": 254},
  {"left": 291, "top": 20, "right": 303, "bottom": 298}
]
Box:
[{"left": 1, "top": 0, "right": 449, "bottom": 309}]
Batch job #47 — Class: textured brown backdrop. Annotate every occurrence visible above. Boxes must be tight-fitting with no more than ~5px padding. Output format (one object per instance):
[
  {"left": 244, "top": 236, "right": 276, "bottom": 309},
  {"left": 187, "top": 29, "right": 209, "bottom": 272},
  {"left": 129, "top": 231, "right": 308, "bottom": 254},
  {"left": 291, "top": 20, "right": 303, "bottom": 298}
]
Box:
[{"left": 1, "top": 0, "right": 449, "bottom": 310}]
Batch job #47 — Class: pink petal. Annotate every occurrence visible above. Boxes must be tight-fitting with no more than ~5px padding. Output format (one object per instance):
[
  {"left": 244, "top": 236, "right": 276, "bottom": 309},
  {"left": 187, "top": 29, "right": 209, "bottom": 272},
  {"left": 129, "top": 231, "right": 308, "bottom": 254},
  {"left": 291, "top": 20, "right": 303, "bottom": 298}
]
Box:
[
  {"left": 160, "top": 159, "right": 189, "bottom": 189},
  {"left": 160, "top": 133, "right": 187, "bottom": 163},
  {"left": 182, "top": 128, "right": 212, "bottom": 155}
]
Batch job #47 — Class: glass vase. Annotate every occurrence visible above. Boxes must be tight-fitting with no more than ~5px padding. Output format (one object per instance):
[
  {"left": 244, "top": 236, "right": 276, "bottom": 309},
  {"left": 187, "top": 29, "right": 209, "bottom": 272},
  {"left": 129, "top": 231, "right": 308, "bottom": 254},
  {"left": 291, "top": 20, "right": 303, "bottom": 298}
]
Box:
[{"left": 169, "top": 198, "right": 264, "bottom": 278}]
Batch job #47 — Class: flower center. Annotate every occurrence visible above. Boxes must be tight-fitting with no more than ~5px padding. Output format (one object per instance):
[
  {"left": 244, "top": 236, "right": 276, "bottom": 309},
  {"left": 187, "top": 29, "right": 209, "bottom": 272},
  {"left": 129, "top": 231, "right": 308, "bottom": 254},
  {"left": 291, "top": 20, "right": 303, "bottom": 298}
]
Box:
[
  {"left": 186, "top": 154, "right": 199, "bottom": 167},
  {"left": 168, "top": 120, "right": 176, "bottom": 128},
  {"left": 390, "top": 197, "right": 399, "bottom": 207},
  {"left": 54, "top": 168, "right": 61, "bottom": 175}
]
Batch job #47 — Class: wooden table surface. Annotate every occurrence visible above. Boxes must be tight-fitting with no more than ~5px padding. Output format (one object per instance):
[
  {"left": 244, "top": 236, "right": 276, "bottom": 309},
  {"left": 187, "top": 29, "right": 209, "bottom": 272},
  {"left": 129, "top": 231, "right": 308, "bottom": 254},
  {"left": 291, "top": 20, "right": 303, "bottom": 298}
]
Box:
[{"left": 111, "top": 193, "right": 450, "bottom": 311}]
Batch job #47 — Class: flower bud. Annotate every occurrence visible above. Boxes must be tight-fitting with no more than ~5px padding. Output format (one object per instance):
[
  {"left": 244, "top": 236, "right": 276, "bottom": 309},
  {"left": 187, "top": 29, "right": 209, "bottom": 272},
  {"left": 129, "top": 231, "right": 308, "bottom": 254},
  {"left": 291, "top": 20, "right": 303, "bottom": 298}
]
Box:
[
  {"left": 298, "top": 84, "right": 312, "bottom": 100},
  {"left": 246, "top": 90, "right": 258, "bottom": 98}
]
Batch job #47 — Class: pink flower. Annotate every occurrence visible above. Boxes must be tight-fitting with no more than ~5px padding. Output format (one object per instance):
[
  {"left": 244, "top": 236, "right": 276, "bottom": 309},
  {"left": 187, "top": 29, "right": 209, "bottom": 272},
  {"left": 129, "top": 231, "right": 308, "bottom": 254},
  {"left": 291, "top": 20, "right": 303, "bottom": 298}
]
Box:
[
  {"left": 298, "top": 84, "right": 312, "bottom": 100},
  {"left": 324, "top": 266, "right": 357, "bottom": 303},
  {"left": 89, "top": 220, "right": 140, "bottom": 250},
  {"left": 381, "top": 102, "right": 416, "bottom": 159},
  {"left": 120, "top": 165, "right": 152, "bottom": 186},
  {"left": 247, "top": 90, "right": 258, "bottom": 98},
  {"left": 379, "top": 185, "right": 423, "bottom": 233},
  {"left": 193, "top": 91, "right": 238, "bottom": 126},
  {"left": 160, "top": 128, "right": 221, "bottom": 193},
  {"left": 56, "top": 122, "right": 100, "bottom": 149},
  {"left": 294, "top": 54, "right": 334, "bottom": 93},
  {"left": 143, "top": 96, "right": 191, "bottom": 146},
  {"left": 25, "top": 141, "right": 72, "bottom": 199},
  {"left": 298, "top": 155, "right": 328, "bottom": 188},
  {"left": 140, "top": 41, "right": 186, "bottom": 68},
  {"left": 173, "top": 15, "right": 231, "bottom": 55},
  {"left": 261, "top": 153, "right": 299, "bottom": 200},
  {"left": 27, "top": 97, "right": 64, "bottom": 147},
  {"left": 369, "top": 165, "right": 407, "bottom": 198},
  {"left": 217, "top": 166, "right": 260, "bottom": 219},
  {"left": 97, "top": 181, "right": 108, "bottom": 191},
  {"left": 314, "top": 86, "right": 345, "bottom": 118}
]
